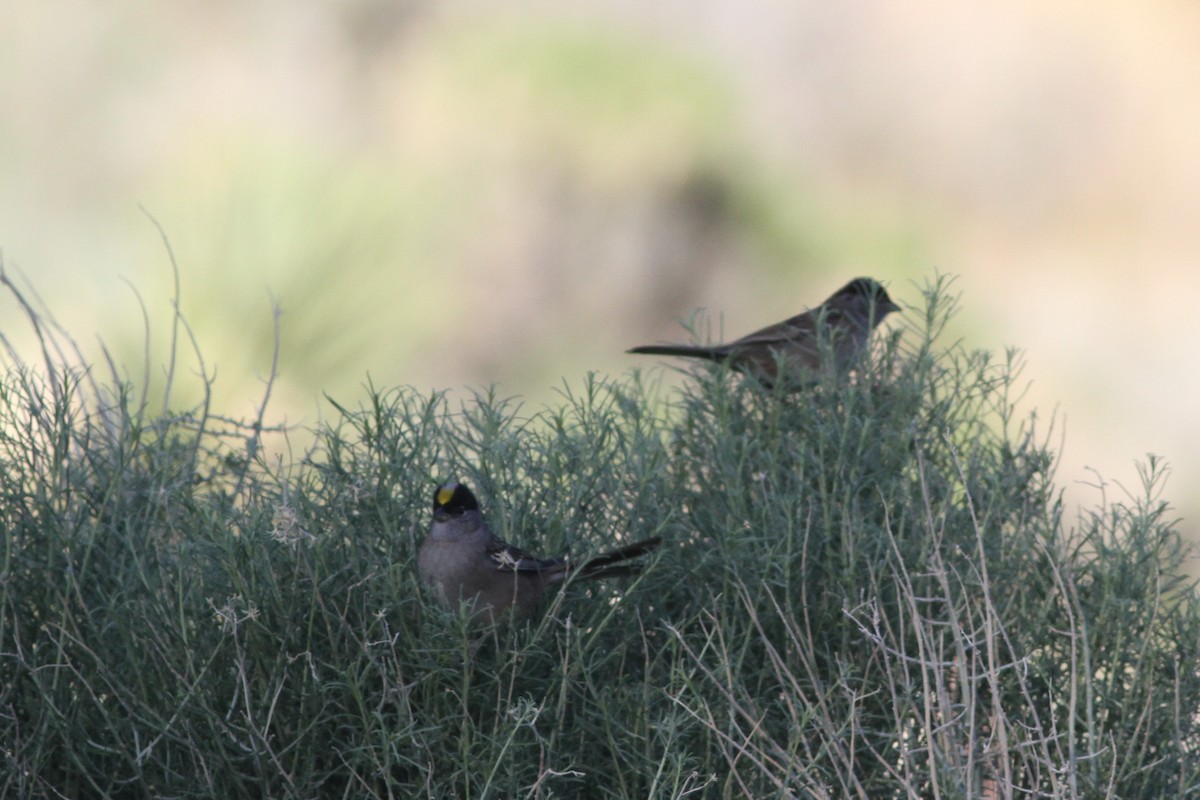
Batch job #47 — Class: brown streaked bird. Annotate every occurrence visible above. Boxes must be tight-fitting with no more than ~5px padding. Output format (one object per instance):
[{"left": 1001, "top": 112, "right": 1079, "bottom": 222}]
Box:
[
  {"left": 417, "top": 481, "right": 662, "bottom": 624},
  {"left": 627, "top": 277, "right": 900, "bottom": 387}
]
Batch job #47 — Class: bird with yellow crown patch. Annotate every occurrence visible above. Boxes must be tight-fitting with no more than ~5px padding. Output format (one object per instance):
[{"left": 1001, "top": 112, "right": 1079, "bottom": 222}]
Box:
[{"left": 417, "top": 481, "right": 662, "bottom": 624}]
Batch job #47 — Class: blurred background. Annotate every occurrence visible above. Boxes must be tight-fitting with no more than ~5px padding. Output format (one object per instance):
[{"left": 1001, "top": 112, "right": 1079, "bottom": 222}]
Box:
[{"left": 2, "top": 0, "right": 1198, "bottom": 547}]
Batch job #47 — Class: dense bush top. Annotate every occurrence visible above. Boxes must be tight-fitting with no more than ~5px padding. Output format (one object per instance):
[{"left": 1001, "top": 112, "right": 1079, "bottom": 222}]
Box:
[{"left": 1, "top": 279, "right": 1197, "bottom": 798}]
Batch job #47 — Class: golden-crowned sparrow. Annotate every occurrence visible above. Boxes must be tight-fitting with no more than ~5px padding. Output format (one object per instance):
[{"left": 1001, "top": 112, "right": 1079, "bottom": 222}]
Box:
[
  {"left": 418, "top": 481, "right": 662, "bottom": 623},
  {"left": 628, "top": 276, "right": 900, "bottom": 387}
]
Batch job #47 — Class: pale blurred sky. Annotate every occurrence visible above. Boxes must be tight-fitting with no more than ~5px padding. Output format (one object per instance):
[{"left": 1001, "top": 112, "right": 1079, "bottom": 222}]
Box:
[{"left": 2, "top": 0, "right": 1198, "bottom": 543}]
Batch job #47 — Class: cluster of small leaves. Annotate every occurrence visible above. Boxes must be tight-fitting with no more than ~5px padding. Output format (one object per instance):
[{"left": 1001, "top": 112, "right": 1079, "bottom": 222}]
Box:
[{"left": 1, "top": 273, "right": 1197, "bottom": 798}]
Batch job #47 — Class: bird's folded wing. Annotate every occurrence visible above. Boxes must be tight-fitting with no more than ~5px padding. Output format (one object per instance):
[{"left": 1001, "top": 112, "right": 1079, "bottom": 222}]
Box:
[
  {"left": 733, "top": 307, "right": 853, "bottom": 350},
  {"left": 486, "top": 540, "right": 564, "bottom": 574}
]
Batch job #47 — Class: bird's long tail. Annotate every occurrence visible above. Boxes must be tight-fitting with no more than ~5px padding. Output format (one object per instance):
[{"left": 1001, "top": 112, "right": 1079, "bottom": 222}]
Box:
[
  {"left": 574, "top": 537, "right": 662, "bottom": 580},
  {"left": 626, "top": 344, "right": 728, "bottom": 362}
]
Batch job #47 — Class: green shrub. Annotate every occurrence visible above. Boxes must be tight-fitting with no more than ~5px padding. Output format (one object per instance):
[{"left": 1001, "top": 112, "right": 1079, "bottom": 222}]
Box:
[{"left": 1, "top": 274, "right": 1196, "bottom": 798}]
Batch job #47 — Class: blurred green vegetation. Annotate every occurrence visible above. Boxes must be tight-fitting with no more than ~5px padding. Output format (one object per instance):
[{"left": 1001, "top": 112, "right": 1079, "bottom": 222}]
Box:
[{"left": 85, "top": 17, "right": 933, "bottom": 420}]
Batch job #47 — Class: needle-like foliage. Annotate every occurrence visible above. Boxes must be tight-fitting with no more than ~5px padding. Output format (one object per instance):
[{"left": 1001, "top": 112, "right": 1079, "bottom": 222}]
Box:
[{"left": 1, "top": 271, "right": 1196, "bottom": 798}]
